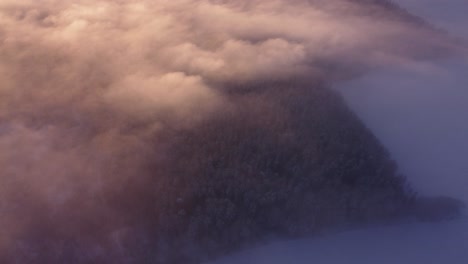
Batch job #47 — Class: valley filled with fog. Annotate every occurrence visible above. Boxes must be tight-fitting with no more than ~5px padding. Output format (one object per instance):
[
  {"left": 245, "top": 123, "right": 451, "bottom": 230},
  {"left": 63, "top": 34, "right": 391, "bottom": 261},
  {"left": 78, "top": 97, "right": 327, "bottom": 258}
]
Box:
[{"left": 210, "top": 1, "right": 468, "bottom": 263}]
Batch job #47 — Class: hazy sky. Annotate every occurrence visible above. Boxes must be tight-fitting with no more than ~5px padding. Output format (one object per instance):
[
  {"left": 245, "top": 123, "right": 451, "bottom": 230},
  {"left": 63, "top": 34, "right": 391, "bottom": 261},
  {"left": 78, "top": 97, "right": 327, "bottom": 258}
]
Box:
[
  {"left": 338, "top": 0, "right": 468, "bottom": 200},
  {"left": 400, "top": 0, "right": 468, "bottom": 37},
  {"left": 212, "top": 1, "right": 468, "bottom": 263}
]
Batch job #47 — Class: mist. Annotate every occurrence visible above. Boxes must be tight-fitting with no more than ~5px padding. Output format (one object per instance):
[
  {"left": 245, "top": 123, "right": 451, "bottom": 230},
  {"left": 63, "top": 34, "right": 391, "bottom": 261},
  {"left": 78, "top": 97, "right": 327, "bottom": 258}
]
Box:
[
  {"left": 0, "top": 0, "right": 466, "bottom": 263},
  {"left": 339, "top": 0, "right": 468, "bottom": 200},
  {"left": 339, "top": 60, "right": 468, "bottom": 199},
  {"left": 211, "top": 1, "right": 468, "bottom": 263}
]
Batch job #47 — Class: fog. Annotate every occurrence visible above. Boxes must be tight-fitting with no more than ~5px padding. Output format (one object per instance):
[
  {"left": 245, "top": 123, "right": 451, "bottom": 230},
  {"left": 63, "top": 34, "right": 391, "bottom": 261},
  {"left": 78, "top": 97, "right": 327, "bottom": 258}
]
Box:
[
  {"left": 0, "top": 0, "right": 466, "bottom": 263},
  {"left": 211, "top": 1, "right": 468, "bottom": 263},
  {"left": 339, "top": 0, "right": 468, "bottom": 203},
  {"left": 340, "top": 0, "right": 468, "bottom": 197},
  {"left": 339, "top": 59, "right": 468, "bottom": 200}
]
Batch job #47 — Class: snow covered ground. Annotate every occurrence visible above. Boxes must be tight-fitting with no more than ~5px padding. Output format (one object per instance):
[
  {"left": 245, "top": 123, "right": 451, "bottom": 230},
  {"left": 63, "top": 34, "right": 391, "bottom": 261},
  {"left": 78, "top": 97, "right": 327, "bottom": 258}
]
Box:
[{"left": 209, "top": 1, "right": 468, "bottom": 263}]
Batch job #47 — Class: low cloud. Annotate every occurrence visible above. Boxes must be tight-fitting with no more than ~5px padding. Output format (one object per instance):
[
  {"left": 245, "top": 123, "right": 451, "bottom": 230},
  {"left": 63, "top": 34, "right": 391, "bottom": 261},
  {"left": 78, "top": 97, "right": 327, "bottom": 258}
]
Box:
[{"left": 0, "top": 0, "right": 464, "bottom": 262}]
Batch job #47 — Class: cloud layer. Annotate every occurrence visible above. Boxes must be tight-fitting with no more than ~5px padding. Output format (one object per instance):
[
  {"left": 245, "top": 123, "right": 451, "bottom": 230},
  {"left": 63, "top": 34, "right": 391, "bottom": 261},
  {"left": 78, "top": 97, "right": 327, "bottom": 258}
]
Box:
[{"left": 0, "top": 0, "right": 464, "bottom": 262}]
